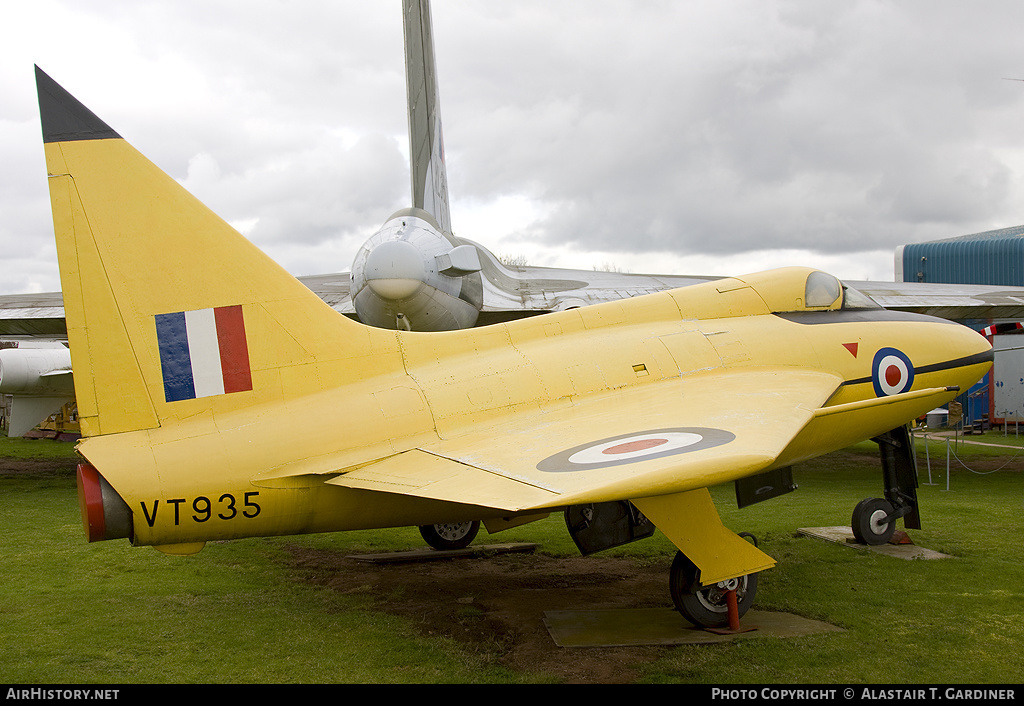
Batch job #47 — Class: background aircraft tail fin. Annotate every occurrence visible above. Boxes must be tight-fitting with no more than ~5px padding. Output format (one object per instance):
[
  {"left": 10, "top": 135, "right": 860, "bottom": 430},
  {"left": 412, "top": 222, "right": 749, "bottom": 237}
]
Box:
[
  {"left": 36, "top": 66, "right": 395, "bottom": 437},
  {"left": 404, "top": 0, "right": 452, "bottom": 234}
]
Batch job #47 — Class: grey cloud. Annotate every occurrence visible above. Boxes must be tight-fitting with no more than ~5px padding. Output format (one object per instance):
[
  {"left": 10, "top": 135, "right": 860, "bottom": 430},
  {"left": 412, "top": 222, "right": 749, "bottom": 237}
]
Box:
[{"left": 6, "top": 1, "right": 1024, "bottom": 293}]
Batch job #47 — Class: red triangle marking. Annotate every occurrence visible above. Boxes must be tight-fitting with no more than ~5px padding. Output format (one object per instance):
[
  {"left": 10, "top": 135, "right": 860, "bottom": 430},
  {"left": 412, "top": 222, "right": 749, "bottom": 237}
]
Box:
[{"left": 843, "top": 342, "right": 859, "bottom": 357}]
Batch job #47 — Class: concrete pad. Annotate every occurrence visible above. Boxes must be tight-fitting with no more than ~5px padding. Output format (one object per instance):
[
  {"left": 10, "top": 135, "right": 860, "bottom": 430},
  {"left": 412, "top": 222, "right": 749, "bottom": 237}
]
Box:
[
  {"left": 798, "top": 526, "right": 951, "bottom": 560},
  {"left": 346, "top": 542, "right": 539, "bottom": 564},
  {"left": 543, "top": 608, "right": 842, "bottom": 647}
]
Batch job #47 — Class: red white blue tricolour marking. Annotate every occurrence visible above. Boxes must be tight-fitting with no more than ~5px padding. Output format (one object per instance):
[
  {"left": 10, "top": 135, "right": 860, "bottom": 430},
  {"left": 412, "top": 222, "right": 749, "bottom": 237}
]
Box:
[
  {"left": 536, "top": 427, "right": 735, "bottom": 472},
  {"left": 872, "top": 347, "right": 914, "bottom": 397},
  {"left": 156, "top": 305, "right": 253, "bottom": 402}
]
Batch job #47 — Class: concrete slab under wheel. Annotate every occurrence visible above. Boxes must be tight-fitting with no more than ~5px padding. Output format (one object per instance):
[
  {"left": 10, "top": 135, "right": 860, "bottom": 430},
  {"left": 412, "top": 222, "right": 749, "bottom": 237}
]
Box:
[
  {"left": 346, "top": 542, "right": 539, "bottom": 564},
  {"left": 798, "top": 526, "right": 951, "bottom": 560},
  {"left": 543, "top": 608, "right": 842, "bottom": 647}
]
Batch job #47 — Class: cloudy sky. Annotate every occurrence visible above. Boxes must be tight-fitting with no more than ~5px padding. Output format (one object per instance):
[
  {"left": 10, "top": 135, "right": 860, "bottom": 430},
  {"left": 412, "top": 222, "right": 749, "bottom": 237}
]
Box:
[{"left": 4, "top": 0, "right": 1024, "bottom": 295}]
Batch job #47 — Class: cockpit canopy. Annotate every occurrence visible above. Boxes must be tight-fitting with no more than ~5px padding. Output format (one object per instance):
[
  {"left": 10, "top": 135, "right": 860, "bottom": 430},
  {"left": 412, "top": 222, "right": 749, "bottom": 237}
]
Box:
[
  {"left": 804, "top": 270, "right": 880, "bottom": 310},
  {"left": 804, "top": 271, "right": 843, "bottom": 308},
  {"left": 740, "top": 267, "right": 881, "bottom": 313}
]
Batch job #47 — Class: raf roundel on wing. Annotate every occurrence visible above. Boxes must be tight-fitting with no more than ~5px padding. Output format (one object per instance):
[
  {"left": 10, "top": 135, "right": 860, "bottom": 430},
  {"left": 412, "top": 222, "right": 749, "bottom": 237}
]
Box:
[{"left": 536, "top": 427, "right": 736, "bottom": 472}]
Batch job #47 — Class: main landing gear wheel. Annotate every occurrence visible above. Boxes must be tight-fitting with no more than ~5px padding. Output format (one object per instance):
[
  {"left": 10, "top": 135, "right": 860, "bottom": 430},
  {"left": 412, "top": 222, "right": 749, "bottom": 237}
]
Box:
[
  {"left": 418, "top": 521, "right": 480, "bottom": 550},
  {"left": 851, "top": 497, "right": 896, "bottom": 546},
  {"left": 669, "top": 551, "right": 758, "bottom": 628}
]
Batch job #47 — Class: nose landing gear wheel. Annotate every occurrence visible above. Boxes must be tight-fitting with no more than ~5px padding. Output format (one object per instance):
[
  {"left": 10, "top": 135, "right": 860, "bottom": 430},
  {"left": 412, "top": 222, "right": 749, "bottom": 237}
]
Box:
[
  {"left": 418, "top": 520, "right": 480, "bottom": 550},
  {"left": 669, "top": 551, "right": 759, "bottom": 628},
  {"left": 851, "top": 497, "right": 896, "bottom": 546}
]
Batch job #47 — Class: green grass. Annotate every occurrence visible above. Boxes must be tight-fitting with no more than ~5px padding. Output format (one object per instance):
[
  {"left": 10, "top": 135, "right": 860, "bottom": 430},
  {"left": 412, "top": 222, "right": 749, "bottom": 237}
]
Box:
[
  {"left": 1, "top": 466, "right": 525, "bottom": 683},
  {"left": 0, "top": 435, "right": 85, "bottom": 459},
  {"left": 1, "top": 435, "right": 1022, "bottom": 684}
]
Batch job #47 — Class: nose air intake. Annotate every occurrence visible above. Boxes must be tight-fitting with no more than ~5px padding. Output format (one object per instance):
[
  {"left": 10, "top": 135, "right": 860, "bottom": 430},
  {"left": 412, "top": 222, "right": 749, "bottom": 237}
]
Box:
[
  {"left": 350, "top": 211, "right": 484, "bottom": 331},
  {"left": 364, "top": 240, "right": 426, "bottom": 300}
]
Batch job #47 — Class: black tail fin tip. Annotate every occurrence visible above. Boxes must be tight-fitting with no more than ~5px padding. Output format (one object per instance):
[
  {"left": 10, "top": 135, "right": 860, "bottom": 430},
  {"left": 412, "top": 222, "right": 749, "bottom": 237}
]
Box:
[{"left": 35, "top": 66, "right": 121, "bottom": 144}]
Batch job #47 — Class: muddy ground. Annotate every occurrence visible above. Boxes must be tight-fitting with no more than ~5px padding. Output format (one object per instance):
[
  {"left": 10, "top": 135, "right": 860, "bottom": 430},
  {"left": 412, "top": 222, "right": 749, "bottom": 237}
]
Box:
[
  {"left": 1, "top": 457, "right": 80, "bottom": 475},
  {"left": 285, "top": 544, "right": 679, "bottom": 683}
]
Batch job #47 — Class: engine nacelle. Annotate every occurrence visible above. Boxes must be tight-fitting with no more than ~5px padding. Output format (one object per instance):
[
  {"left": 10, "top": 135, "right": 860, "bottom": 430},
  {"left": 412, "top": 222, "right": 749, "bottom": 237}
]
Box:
[
  {"left": 0, "top": 346, "right": 75, "bottom": 437},
  {"left": 0, "top": 346, "right": 74, "bottom": 395}
]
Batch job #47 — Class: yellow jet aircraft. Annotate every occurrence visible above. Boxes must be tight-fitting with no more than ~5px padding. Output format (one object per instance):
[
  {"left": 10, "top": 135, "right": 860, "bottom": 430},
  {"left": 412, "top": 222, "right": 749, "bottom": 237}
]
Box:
[{"left": 37, "top": 66, "right": 991, "bottom": 628}]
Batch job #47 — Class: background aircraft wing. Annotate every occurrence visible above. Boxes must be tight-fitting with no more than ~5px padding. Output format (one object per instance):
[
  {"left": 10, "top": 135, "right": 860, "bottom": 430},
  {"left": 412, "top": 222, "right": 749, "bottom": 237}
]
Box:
[
  {"left": 305, "top": 367, "right": 844, "bottom": 512},
  {"left": 472, "top": 243, "right": 716, "bottom": 316},
  {"left": 7, "top": 270, "right": 1024, "bottom": 338},
  {"left": 475, "top": 249, "right": 1024, "bottom": 320},
  {"left": 0, "top": 277, "right": 357, "bottom": 337},
  {"left": 0, "top": 292, "right": 67, "bottom": 339},
  {"left": 295, "top": 273, "right": 354, "bottom": 315},
  {"left": 849, "top": 279, "right": 1024, "bottom": 321}
]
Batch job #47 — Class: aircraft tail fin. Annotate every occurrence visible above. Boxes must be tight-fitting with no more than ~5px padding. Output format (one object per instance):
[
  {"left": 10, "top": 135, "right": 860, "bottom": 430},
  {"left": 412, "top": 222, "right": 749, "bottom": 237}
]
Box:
[
  {"left": 404, "top": 0, "right": 452, "bottom": 234},
  {"left": 35, "top": 66, "right": 391, "bottom": 437}
]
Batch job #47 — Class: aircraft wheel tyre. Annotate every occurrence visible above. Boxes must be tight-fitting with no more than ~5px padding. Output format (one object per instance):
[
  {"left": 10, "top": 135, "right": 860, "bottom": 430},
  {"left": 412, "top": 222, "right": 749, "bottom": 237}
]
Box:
[
  {"left": 669, "top": 551, "right": 758, "bottom": 628},
  {"left": 851, "top": 497, "right": 896, "bottom": 545},
  {"left": 419, "top": 521, "right": 480, "bottom": 550}
]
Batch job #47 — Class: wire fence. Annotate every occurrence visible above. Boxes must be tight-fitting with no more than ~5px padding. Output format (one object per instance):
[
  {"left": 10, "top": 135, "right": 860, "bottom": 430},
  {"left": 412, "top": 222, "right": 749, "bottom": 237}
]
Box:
[{"left": 912, "top": 428, "right": 1024, "bottom": 491}]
